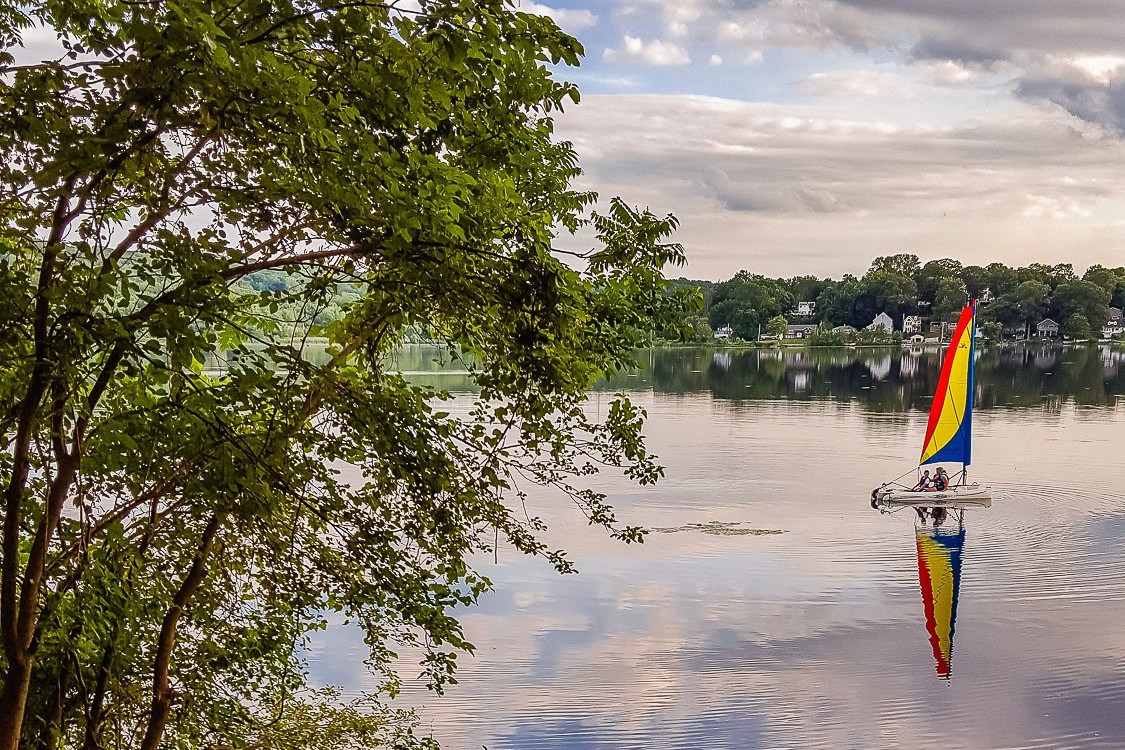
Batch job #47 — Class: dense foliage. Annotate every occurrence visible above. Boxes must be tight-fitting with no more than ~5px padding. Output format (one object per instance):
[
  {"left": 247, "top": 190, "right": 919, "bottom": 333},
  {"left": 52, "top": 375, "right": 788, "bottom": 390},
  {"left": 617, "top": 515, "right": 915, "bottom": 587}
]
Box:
[
  {"left": 0, "top": 2, "right": 690, "bottom": 748},
  {"left": 667, "top": 254, "right": 1124, "bottom": 342}
]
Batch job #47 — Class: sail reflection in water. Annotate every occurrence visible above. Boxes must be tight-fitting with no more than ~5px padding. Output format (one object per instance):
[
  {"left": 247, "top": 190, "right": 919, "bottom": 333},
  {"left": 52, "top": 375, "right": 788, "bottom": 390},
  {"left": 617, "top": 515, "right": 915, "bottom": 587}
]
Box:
[{"left": 915, "top": 516, "right": 964, "bottom": 679}]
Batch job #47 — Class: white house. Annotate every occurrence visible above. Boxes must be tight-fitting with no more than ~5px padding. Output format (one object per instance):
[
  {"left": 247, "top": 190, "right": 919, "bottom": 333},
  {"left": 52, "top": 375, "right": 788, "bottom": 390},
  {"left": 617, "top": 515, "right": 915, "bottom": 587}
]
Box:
[
  {"left": 902, "top": 315, "right": 923, "bottom": 334},
  {"left": 714, "top": 325, "right": 734, "bottom": 340},
  {"left": 1102, "top": 308, "right": 1124, "bottom": 339},
  {"left": 1102, "top": 307, "right": 1123, "bottom": 340},
  {"left": 794, "top": 300, "right": 816, "bottom": 317},
  {"left": 867, "top": 312, "right": 894, "bottom": 333}
]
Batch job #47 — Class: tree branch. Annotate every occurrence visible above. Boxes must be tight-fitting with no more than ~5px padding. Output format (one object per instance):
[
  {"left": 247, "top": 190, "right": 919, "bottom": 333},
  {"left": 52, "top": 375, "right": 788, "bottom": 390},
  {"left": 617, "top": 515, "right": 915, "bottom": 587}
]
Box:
[
  {"left": 140, "top": 514, "right": 221, "bottom": 750},
  {"left": 222, "top": 246, "right": 362, "bottom": 279}
]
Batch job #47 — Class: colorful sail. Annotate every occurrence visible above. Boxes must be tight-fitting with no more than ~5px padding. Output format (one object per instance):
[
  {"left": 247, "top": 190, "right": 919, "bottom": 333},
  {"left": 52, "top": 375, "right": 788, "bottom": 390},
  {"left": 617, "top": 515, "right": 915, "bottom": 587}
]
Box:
[
  {"left": 919, "top": 302, "right": 976, "bottom": 466},
  {"left": 915, "top": 523, "right": 964, "bottom": 679}
]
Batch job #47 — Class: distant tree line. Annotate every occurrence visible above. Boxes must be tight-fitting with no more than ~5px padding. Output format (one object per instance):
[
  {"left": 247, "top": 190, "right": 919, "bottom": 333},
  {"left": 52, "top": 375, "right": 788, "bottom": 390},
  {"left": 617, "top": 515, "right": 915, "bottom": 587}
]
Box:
[{"left": 662, "top": 254, "right": 1125, "bottom": 343}]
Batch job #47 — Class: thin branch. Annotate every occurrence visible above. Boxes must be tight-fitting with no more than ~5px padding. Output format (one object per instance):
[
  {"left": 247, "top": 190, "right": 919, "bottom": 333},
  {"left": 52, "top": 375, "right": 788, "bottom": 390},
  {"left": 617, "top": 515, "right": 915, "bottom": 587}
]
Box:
[
  {"left": 222, "top": 246, "right": 361, "bottom": 279},
  {"left": 102, "top": 132, "right": 219, "bottom": 271}
]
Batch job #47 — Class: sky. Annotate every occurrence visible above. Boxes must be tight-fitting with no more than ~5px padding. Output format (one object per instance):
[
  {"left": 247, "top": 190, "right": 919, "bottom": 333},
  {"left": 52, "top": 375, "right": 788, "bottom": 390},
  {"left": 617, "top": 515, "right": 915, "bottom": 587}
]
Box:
[{"left": 526, "top": 0, "right": 1125, "bottom": 279}]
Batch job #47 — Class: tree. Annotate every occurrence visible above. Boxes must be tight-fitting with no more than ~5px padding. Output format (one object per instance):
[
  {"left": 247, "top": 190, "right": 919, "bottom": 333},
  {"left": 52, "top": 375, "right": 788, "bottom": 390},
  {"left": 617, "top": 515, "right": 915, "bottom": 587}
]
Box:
[
  {"left": 1051, "top": 280, "right": 1111, "bottom": 329},
  {"left": 785, "top": 275, "right": 828, "bottom": 308},
  {"left": 709, "top": 273, "right": 789, "bottom": 339},
  {"left": 932, "top": 277, "right": 969, "bottom": 321},
  {"left": 0, "top": 2, "right": 689, "bottom": 748},
  {"left": 1013, "top": 280, "right": 1052, "bottom": 329},
  {"left": 1020, "top": 263, "right": 1075, "bottom": 290},
  {"left": 1082, "top": 265, "right": 1125, "bottom": 309},
  {"left": 809, "top": 323, "right": 847, "bottom": 346},
  {"left": 981, "top": 296, "right": 1023, "bottom": 333},
  {"left": 765, "top": 315, "right": 788, "bottom": 338},
  {"left": 960, "top": 265, "right": 990, "bottom": 300},
  {"left": 709, "top": 299, "right": 760, "bottom": 340},
  {"left": 868, "top": 253, "right": 921, "bottom": 278},
  {"left": 683, "top": 316, "right": 714, "bottom": 342},
  {"left": 861, "top": 270, "right": 917, "bottom": 321},
  {"left": 815, "top": 276, "right": 860, "bottom": 327},
  {"left": 978, "top": 320, "right": 1003, "bottom": 342},
  {"left": 985, "top": 262, "right": 1019, "bottom": 298},
  {"left": 915, "top": 258, "right": 963, "bottom": 303},
  {"left": 1063, "top": 313, "right": 1094, "bottom": 340}
]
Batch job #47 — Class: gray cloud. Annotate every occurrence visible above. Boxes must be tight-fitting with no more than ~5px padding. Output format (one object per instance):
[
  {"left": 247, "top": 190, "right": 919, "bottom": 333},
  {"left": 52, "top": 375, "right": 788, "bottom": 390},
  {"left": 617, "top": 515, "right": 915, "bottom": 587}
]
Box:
[
  {"left": 911, "top": 35, "right": 1009, "bottom": 67},
  {"left": 834, "top": 0, "right": 1125, "bottom": 56},
  {"left": 1017, "top": 75, "right": 1125, "bottom": 136}
]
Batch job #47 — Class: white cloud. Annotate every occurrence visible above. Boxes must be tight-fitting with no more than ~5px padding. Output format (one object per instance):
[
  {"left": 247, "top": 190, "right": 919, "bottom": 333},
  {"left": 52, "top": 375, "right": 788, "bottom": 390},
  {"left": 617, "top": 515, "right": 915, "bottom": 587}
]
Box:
[
  {"left": 798, "top": 70, "right": 908, "bottom": 99},
  {"left": 603, "top": 36, "right": 691, "bottom": 66},
  {"left": 8, "top": 23, "right": 65, "bottom": 66},
  {"left": 927, "top": 61, "right": 978, "bottom": 87},
  {"left": 520, "top": 1, "right": 598, "bottom": 32},
  {"left": 1070, "top": 55, "right": 1125, "bottom": 83},
  {"left": 709, "top": 55, "right": 724, "bottom": 66}
]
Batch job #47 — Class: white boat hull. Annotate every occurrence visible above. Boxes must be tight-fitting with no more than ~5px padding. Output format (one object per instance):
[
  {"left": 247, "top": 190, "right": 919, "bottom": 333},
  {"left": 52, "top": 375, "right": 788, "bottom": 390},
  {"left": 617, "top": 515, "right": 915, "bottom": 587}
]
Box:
[{"left": 873, "top": 483, "right": 992, "bottom": 508}]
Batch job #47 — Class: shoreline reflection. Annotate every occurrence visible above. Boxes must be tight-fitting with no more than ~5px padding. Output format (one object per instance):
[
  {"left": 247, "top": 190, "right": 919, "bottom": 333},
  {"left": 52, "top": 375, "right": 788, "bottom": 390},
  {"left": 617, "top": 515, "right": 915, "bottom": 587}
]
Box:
[{"left": 594, "top": 344, "right": 1125, "bottom": 411}]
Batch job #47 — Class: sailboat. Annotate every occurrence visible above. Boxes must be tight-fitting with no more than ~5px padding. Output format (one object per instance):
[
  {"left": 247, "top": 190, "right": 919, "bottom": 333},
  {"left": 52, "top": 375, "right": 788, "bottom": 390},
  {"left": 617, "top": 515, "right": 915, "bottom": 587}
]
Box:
[{"left": 872, "top": 301, "right": 993, "bottom": 507}]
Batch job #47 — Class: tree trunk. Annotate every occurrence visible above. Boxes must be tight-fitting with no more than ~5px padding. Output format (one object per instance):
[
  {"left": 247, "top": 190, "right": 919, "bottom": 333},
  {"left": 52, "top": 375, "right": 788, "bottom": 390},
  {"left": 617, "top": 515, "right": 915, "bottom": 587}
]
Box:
[{"left": 0, "top": 656, "right": 33, "bottom": 750}]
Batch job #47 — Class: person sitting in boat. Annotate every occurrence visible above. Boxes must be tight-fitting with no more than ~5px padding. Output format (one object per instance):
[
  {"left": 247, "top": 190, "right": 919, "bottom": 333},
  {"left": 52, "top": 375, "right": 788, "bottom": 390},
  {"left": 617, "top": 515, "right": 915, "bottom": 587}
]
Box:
[
  {"left": 911, "top": 470, "right": 931, "bottom": 491},
  {"left": 929, "top": 467, "right": 948, "bottom": 492}
]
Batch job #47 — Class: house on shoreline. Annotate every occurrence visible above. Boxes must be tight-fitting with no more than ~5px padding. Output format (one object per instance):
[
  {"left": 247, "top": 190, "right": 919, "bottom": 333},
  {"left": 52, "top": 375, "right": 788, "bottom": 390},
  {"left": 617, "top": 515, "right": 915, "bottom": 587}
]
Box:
[
  {"left": 786, "top": 324, "right": 818, "bottom": 339},
  {"left": 1037, "top": 318, "right": 1060, "bottom": 338},
  {"left": 867, "top": 312, "right": 893, "bottom": 333}
]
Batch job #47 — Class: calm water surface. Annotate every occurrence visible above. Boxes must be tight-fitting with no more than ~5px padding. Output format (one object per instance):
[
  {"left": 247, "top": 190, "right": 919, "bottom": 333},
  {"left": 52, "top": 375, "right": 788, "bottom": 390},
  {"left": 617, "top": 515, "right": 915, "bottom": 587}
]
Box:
[{"left": 308, "top": 345, "right": 1125, "bottom": 749}]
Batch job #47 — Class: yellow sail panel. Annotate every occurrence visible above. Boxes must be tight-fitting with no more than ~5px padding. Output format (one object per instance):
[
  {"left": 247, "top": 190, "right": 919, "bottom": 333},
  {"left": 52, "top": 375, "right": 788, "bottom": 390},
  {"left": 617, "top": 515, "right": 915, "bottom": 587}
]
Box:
[{"left": 920, "top": 306, "right": 975, "bottom": 465}]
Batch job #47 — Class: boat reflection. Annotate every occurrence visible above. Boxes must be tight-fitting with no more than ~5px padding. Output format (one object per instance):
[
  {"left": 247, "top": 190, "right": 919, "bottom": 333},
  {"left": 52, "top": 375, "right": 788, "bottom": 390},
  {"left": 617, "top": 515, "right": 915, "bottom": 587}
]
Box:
[{"left": 915, "top": 514, "right": 965, "bottom": 679}]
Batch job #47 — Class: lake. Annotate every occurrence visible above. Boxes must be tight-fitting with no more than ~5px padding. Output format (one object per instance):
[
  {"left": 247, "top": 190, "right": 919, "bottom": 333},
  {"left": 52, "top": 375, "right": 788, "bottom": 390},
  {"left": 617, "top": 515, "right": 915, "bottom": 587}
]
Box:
[{"left": 307, "top": 344, "right": 1125, "bottom": 749}]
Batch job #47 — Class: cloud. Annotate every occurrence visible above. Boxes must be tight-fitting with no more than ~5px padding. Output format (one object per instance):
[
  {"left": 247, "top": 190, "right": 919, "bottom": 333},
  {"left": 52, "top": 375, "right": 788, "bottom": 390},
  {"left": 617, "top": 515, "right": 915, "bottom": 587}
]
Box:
[
  {"left": 797, "top": 70, "right": 909, "bottom": 99},
  {"left": 604, "top": 35, "right": 691, "bottom": 66},
  {"left": 536, "top": 1, "right": 1125, "bottom": 277},
  {"left": 7, "top": 23, "right": 65, "bottom": 66},
  {"left": 520, "top": 2, "right": 598, "bottom": 33},
  {"left": 836, "top": 0, "right": 1125, "bottom": 57},
  {"left": 1016, "top": 74, "right": 1125, "bottom": 136},
  {"left": 910, "top": 35, "right": 1009, "bottom": 68},
  {"left": 631, "top": 0, "right": 895, "bottom": 56},
  {"left": 590, "top": 0, "right": 1125, "bottom": 134},
  {"left": 1007, "top": 56, "right": 1125, "bottom": 135},
  {"left": 926, "top": 61, "right": 980, "bottom": 87},
  {"left": 556, "top": 94, "right": 1125, "bottom": 278}
]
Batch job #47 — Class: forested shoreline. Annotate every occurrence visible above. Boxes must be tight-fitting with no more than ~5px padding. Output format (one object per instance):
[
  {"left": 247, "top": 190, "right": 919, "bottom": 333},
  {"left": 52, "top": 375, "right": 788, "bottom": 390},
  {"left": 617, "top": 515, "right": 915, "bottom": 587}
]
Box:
[
  {"left": 245, "top": 253, "right": 1125, "bottom": 348},
  {"left": 662, "top": 254, "right": 1125, "bottom": 343}
]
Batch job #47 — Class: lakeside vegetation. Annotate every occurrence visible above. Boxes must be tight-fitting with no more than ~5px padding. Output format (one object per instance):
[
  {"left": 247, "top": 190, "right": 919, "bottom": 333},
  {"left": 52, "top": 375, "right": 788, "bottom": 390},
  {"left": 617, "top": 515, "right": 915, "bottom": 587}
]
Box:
[
  {"left": 658, "top": 254, "right": 1125, "bottom": 345},
  {"left": 236, "top": 254, "right": 1125, "bottom": 352}
]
